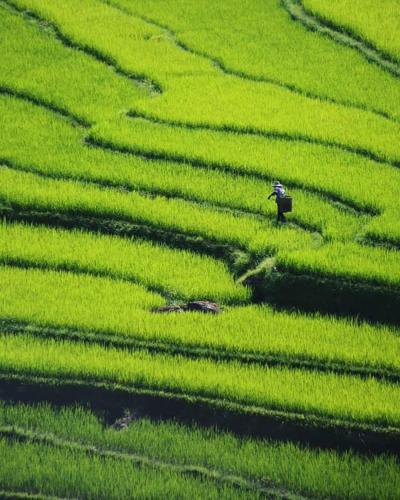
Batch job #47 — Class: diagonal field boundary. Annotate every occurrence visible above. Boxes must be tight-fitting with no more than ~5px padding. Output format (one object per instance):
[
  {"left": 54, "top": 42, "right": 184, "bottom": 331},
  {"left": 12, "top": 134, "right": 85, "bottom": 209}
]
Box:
[
  {"left": 0, "top": 87, "right": 89, "bottom": 127},
  {"left": 0, "top": 490, "right": 68, "bottom": 500},
  {"left": 282, "top": 0, "right": 400, "bottom": 78},
  {"left": 0, "top": 426, "right": 305, "bottom": 499}
]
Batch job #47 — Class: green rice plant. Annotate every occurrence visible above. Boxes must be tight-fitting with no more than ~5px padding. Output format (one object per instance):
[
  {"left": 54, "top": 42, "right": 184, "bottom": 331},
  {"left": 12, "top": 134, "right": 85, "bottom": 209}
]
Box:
[
  {"left": 302, "top": 0, "right": 400, "bottom": 62},
  {"left": 7, "top": 0, "right": 400, "bottom": 163},
  {"left": 1, "top": 265, "right": 399, "bottom": 374},
  {"left": 0, "top": 166, "right": 313, "bottom": 255},
  {"left": 362, "top": 210, "right": 400, "bottom": 247},
  {"left": 0, "top": 438, "right": 247, "bottom": 500},
  {"left": 0, "top": 221, "right": 249, "bottom": 303},
  {"left": 0, "top": 94, "right": 363, "bottom": 239},
  {"left": 277, "top": 241, "right": 400, "bottom": 288},
  {"left": 0, "top": 265, "right": 165, "bottom": 321},
  {"left": 1, "top": 402, "right": 400, "bottom": 500},
  {"left": 90, "top": 115, "right": 400, "bottom": 215},
  {"left": 0, "top": 5, "right": 146, "bottom": 124},
  {"left": 112, "top": 0, "right": 400, "bottom": 121},
  {"left": 1, "top": 333, "right": 400, "bottom": 426}
]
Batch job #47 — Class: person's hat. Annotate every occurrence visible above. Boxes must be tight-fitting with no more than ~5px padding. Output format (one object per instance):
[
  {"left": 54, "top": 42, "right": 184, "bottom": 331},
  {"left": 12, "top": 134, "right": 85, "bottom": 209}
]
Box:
[{"left": 272, "top": 180, "right": 282, "bottom": 187}]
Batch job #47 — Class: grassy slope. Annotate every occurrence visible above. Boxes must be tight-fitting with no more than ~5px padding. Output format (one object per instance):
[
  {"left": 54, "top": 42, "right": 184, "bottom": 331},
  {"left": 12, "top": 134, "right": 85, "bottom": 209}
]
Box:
[{"left": 1, "top": 0, "right": 400, "bottom": 497}]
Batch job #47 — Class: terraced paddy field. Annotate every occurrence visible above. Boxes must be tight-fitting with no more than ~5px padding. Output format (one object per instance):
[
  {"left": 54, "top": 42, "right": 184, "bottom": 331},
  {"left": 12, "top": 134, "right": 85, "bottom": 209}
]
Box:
[{"left": 0, "top": 0, "right": 400, "bottom": 498}]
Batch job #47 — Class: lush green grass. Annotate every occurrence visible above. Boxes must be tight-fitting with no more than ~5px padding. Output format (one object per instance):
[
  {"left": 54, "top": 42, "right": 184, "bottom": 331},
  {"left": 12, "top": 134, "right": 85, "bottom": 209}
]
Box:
[
  {"left": 0, "top": 166, "right": 313, "bottom": 255},
  {"left": 0, "top": 94, "right": 363, "bottom": 239},
  {"left": 0, "top": 438, "right": 248, "bottom": 500},
  {"left": 1, "top": 265, "right": 400, "bottom": 374},
  {"left": 0, "top": 222, "right": 249, "bottom": 303},
  {"left": 7, "top": 0, "right": 400, "bottom": 164},
  {"left": 1, "top": 333, "right": 400, "bottom": 426},
  {"left": 116, "top": 0, "right": 400, "bottom": 120},
  {"left": 1, "top": 402, "right": 399, "bottom": 500},
  {"left": 303, "top": 0, "right": 400, "bottom": 62}
]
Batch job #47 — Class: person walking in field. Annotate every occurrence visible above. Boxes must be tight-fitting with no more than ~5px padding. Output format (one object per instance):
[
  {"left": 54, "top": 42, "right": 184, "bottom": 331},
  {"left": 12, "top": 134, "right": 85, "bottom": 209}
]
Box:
[{"left": 268, "top": 180, "right": 287, "bottom": 223}]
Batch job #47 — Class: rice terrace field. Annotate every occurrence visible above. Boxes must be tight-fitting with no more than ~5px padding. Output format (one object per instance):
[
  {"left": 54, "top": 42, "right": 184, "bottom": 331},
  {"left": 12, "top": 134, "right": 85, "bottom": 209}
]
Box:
[{"left": 1, "top": 0, "right": 400, "bottom": 498}]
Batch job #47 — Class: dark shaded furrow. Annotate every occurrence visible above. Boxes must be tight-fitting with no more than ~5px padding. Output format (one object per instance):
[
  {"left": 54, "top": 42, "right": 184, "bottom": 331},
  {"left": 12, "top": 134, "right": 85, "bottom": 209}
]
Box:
[
  {"left": 363, "top": 233, "right": 400, "bottom": 252},
  {"left": 260, "top": 268, "right": 400, "bottom": 326},
  {"left": 100, "top": 0, "right": 399, "bottom": 125},
  {"left": 283, "top": 0, "right": 400, "bottom": 78},
  {"left": 0, "top": 426, "right": 302, "bottom": 499},
  {"left": 2, "top": 0, "right": 161, "bottom": 95},
  {"left": 1, "top": 319, "right": 399, "bottom": 384},
  {"left": 1, "top": 373, "right": 399, "bottom": 456}
]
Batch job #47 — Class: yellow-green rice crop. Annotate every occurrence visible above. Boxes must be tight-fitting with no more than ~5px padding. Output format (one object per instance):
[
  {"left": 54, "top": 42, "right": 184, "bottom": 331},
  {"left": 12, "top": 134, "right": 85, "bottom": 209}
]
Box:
[
  {"left": 303, "top": 0, "right": 400, "bottom": 62},
  {"left": 277, "top": 241, "right": 400, "bottom": 288},
  {"left": 91, "top": 115, "right": 400, "bottom": 215},
  {"left": 0, "top": 221, "right": 249, "bottom": 303},
  {"left": 0, "top": 438, "right": 246, "bottom": 500},
  {"left": 1, "top": 402, "right": 399, "bottom": 500},
  {"left": 1, "top": 333, "right": 400, "bottom": 426},
  {"left": 115, "top": 0, "right": 400, "bottom": 121},
  {"left": 0, "top": 167, "right": 314, "bottom": 255},
  {"left": 0, "top": 94, "right": 363, "bottom": 239},
  {"left": 1, "top": 265, "right": 399, "bottom": 373},
  {"left": 0, "top": 4, "right": 146, "bottom": 124},
  {"left": 90, "top": 115, "right": 400, "bottom": 244},
  {"left": 7, "top": 0, "right": 400, "bottom": 163},
  {"left": 1, "top": 0, "right": 400, "bottom": 495}
]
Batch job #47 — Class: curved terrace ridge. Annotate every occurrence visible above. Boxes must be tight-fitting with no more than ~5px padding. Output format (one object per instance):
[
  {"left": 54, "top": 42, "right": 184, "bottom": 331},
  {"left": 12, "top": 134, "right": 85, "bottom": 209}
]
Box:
[
  {"left": 0, "top": 86, "right": 89, "bottom": 128},
  {"left": 2, "top": 0, "right": 161, "bottom": 96},
  {"left": 0, "top": 159, "right": 323, "bottom": 235},
  {"left": 2, "top": 319, "right": 399, "bottom": 384},
  {"left": 125, "top": 110, "right": 400, "bottom": 172}
]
